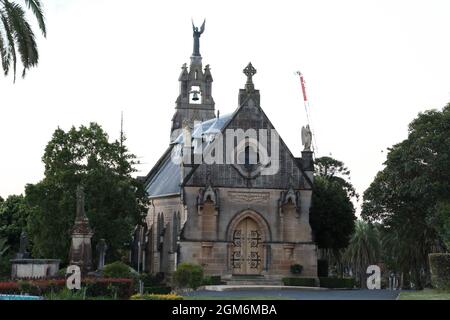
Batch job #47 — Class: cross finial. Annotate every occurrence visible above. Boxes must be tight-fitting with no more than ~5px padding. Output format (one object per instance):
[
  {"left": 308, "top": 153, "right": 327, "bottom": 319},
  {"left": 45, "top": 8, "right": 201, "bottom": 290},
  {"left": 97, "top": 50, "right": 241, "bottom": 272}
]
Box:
[{"left": 243, "top": 62, "right": 257, "bottom": 91}]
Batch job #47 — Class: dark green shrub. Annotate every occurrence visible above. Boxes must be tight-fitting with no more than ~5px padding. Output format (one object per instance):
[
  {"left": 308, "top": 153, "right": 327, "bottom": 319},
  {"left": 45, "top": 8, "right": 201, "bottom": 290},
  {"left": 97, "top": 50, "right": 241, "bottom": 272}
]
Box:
[
  {"left": 202, "top": 275, "right": 224, "bottom": 286},
  {"left": 282, "top": 277, "right": 317, "bottom": 287},
  {"left": 84, "top": 278, "right": 133, "bottom": 299},
  {"left": 18, "top": 280, "right": 42, "bottom": 295},
  {"left": 319, "top": 277, "right": 355, "bottom": 288},
  {"left": 0, "top": 253, "right": 12, "bottom": 279},
  {"left": 57, "top": 267, "right": 67, "bottom": 278},
  {"left": 140, "top": 272, "right": 164, "bottom": 287},
  {"left": 45, "top": 288, "right": 87, "bottom": 300},
  {"left": 317, "top": 259, "right": 329, "bottom": 277},
  {"left": 429, "top": 253, "right": 450, "bottom": 290},
  {"left": 102, "top": 261, "right": 132, "bottom": 278},
  {"left": 85, "top": 281, "right": 110, "bottom": 297},
  {"left": 290, "top": 264, "right": 303, "bottom": 275},
  {"left": 173, "top": 263, "right": 203, "bottom": 289},
  {"left": 144, "top": 286, "right": 172, "bottom": 294}
]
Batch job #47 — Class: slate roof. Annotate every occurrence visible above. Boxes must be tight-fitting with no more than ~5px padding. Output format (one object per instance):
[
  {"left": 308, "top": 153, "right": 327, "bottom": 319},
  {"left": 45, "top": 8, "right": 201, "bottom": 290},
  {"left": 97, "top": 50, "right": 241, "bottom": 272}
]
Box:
[
  {"left": 145, "top": 114, "right": 233, "bottom": 197},
  {"left": 145, "top": 149, "right": 182, "bottom": 197}
]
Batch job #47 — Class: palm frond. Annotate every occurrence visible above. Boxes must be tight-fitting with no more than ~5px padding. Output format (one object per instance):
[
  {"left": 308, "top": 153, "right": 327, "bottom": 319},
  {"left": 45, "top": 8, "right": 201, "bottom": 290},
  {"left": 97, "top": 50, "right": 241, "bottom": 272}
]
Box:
[
  {"left": 23, "top": 0, "right": 46, "bottom": 36},
  {"left": 3, "top": 0, "right": 38, "bottom": 78},
  {"left": 0, "top": 9, "right": 16, "bottom": 80},
  {"left": 0, "top": 26, "right": 11, "bottom": 74}
]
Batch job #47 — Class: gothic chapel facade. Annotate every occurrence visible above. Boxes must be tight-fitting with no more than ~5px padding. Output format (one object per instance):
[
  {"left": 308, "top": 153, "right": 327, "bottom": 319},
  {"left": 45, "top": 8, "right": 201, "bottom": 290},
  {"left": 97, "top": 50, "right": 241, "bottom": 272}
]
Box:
[{"left": 134, "top": 23, "right": 318, "bottom": 281}]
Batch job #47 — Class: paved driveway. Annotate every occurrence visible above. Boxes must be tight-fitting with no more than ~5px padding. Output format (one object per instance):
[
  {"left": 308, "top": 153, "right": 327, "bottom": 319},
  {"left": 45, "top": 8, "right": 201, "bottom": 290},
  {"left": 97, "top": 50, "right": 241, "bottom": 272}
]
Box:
[{"left": 184, "top": 289, "right": 400, "bottom": 300}]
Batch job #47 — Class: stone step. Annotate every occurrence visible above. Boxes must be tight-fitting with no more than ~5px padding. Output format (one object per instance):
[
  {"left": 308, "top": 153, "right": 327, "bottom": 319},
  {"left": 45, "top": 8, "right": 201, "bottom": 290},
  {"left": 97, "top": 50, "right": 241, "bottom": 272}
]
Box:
[{"left": 226, "top": 276, "right": 283, "bottom": 286}]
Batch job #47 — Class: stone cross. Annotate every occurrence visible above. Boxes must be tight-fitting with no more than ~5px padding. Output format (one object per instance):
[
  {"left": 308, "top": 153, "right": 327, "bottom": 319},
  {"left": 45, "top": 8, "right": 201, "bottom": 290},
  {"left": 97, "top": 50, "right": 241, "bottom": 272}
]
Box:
[{"left": 243, "top": 62, "right": 257, "bottom": 91}]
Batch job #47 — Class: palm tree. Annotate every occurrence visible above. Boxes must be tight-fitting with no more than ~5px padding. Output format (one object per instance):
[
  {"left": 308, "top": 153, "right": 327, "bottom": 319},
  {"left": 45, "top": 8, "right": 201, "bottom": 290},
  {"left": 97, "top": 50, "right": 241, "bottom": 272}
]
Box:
[
  {"left": 0, "top": 0, "right": 46, "bottom": 81},
  {"left": 379, "top": 222, "right": 436, "bottom": 289},
  {"left": 344, "top": 220, "right": 381, "bottom": 288}
]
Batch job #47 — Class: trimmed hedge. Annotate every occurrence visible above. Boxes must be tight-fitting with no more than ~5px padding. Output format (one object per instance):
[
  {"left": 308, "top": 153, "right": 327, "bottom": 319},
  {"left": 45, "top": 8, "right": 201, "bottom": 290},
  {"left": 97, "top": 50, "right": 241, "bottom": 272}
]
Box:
[
  {"left": 202, "top": 275, "right": 225, "bottom": 286},
  {"left": 319, "top": 277, "right": 355, "bottom": 289},
  {"left": 429, "top": 253, "right": 450, "bottom": 290},
  {"left": 0, "top": 279, "right": 65, "bottom": 295},
  {"left": 282, "top": 277, "right": 317, "bottom": 287},
  {"left": 0, "top": 278, "right": 134, "bottom": 299}
]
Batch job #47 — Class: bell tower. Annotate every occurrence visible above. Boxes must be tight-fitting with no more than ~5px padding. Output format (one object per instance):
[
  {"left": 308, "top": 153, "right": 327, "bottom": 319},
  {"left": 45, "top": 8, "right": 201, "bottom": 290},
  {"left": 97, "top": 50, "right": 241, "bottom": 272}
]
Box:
[{"left": 170, "top": 20, "right": 215, "bottom": 140}]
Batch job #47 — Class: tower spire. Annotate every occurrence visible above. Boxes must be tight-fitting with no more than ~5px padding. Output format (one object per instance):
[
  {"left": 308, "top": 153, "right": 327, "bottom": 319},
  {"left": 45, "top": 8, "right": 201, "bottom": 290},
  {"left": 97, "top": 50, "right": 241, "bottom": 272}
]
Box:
[{"left": 170, "top": 21, "right": 215, "bottom": 141}]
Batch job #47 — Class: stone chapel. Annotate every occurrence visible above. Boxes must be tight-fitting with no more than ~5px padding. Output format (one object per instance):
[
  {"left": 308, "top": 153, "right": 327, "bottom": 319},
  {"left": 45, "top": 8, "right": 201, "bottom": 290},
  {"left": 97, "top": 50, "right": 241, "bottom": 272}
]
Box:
[{"left": 133, "top": 22, "right": 318, "bottom": 282}]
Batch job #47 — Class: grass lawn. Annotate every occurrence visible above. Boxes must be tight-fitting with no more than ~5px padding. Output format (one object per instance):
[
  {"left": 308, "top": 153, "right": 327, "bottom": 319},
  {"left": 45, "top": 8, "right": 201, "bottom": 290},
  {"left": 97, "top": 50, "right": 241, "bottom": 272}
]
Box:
[
  {"left": 184, "top": 295, "right": 292, "bottom": 300},
  {"left": 399, "top": 289, "right": 450, "bottom": 300}
]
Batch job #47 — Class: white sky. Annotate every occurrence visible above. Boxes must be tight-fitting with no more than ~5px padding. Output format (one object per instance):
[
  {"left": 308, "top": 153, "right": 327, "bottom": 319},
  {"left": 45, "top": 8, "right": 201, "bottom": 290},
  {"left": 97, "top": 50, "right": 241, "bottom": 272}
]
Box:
[{"left": 1, "top": 0, "right": 450, "bottom": 214}]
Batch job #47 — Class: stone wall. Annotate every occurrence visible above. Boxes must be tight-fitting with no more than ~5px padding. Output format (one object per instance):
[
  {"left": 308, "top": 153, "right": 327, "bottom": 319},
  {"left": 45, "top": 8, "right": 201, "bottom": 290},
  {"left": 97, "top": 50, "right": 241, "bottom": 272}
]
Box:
[
  {"left": 11, "top": 259, "right": 60, "bottom": 279},
  {"left": 144, "top": 187, "right": 318, "bottom": 278},
  {"left": 178, "top": 186, "right": 317, "bottom": 278},
  {"left": 146, "top": 196, "right": 183, "bottom": 274}
]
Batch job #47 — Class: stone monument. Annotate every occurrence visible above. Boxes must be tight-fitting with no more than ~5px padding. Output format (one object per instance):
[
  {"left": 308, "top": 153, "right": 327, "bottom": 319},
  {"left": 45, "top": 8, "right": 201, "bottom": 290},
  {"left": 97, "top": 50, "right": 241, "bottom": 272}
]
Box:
[
  {"left": 15, "top": 231, "right": 31, "bottom": 259},
  {"left": 69, "top": 185, "right": 94, "bottom": 273},
  {"left": 192, "top": 19, "right": 205, "bottom": 57},
  {"left": 10, "top": 231, "right": 60, "bottom": 279},
  {"left": 301, "top": 124, "right": 312, "bottom": 151}
]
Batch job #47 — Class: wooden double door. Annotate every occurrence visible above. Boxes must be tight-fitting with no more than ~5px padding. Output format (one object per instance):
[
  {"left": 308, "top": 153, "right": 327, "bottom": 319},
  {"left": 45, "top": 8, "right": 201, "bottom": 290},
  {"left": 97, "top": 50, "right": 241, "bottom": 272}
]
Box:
[{"left": 231, "top": 218, "right": 263, "bottom": 275}]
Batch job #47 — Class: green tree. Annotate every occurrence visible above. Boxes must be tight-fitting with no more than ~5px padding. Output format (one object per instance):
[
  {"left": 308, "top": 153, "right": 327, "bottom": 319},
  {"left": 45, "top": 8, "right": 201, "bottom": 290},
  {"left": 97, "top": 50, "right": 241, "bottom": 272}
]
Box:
[
  {"left": 314, "top": 156, "right": 358, "bottom": 199},
  {"left": 362, "top": 103, "right": 450, "bottom": 289},
  {"left": 343, "top": 220, "right": 381, "bottom": 288},
  {"left": 0, "top": 237, "right": 8, "bottom": 257},
  {"left": 0, "top": 194, "right": 31, "bottom": 252},
  {"left": 310, "top": 157, "right": 357, "bottom": 274},
  {"left": 0, "top": 237, "right": 10, "bottom": 278},
  {"left": 310, "top": 177, "right": 356, "bottom": 250},
  {"left": 0, "top": 0, "right": 46, "bottom": 80},
  {"left": 25, "top": 123, "right": 148, "bottom": 263}
]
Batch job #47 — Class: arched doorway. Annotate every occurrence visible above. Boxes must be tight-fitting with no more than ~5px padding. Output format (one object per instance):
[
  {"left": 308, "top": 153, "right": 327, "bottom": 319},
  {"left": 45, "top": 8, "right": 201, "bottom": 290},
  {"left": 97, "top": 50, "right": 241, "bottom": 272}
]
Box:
[{"left": 230, "top": 217, "right": 264, "bottom": 275}]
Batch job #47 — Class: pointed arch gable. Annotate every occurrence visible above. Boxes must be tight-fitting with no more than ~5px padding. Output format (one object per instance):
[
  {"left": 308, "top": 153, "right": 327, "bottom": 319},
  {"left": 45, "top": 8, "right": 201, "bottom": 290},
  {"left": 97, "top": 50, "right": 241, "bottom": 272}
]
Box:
[{"left": 226, "top": 209, "right": 272, "bottom": 242}]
